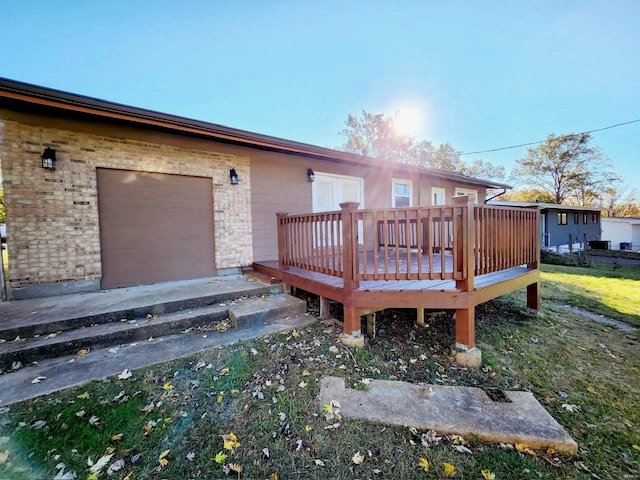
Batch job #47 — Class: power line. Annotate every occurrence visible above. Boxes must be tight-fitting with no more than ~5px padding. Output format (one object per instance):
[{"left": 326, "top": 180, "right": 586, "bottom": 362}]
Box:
[{"left": 460, "top": 118, "right": 640, "bottom": 156}]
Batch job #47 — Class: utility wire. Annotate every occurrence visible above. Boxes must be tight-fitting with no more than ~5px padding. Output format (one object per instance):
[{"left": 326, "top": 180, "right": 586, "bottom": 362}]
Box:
[{"left": 460, "top": 118, "right": 640, "bottom": 156}]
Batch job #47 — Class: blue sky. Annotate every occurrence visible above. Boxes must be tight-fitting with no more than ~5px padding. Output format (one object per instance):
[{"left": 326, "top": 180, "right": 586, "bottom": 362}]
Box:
[{"left": 1, "top": 1, "right": 638, "bottom": 190}]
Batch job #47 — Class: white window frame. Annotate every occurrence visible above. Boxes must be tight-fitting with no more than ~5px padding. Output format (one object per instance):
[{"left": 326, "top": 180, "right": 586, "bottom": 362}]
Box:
[
  {"left": 431, "top": 187, "right": 446, "bottom": 205},
  {"left": 391, "top": 178, "right": 413, "bottom": 208},
  {"left": 454, "top": 187, "right": 478, "bottom": 203}
]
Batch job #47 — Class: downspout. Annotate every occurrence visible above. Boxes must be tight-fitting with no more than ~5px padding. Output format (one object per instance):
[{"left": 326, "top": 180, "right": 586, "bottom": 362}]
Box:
[{"left": 484, "top": 188, "right": 507, "bottom": 204}]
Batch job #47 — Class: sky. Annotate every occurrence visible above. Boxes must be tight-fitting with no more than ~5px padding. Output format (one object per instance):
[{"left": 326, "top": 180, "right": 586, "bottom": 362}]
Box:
[{"left": 1, "top": 0, "right": 638, "bottom": 190}]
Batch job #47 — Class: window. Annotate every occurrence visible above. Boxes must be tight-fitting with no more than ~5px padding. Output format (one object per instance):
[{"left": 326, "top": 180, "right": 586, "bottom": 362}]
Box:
[
  {"left": 558, "top": 212, "right": 568, "bottom": 225},
  {"left": 392, "top": 179, "right": 412, "bottom": 207},
  {"left": 591, "top": 213, "right": 599, "bottom": 224},
  {"left": 432, "top": 187, "right": 446, "bottom": 205},
  {"left": 574, "top": 213, "right": 579, "bottom": 224},
  {"left": 583, "top": 213, "right": 588, "bottom": 224},
  {"left": 454, "top": 187, "right": 478, "bottom": 203}
]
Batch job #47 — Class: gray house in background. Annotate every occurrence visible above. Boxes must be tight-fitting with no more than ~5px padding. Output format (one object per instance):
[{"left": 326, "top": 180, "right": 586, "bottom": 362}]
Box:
[{"left": 489, "top": 201, "right": 603, "bottom": 251}]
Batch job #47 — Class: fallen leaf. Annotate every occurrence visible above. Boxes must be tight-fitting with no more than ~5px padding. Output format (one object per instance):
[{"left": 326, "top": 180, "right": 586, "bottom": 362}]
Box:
[
  {"left": 76, "top": 392, "right": 90, "bottom": 400},
  {"left": 482, "top": 469, "right": 496, "bottom": 479},
  {"left": 158, "top": 449, "right": 170, "bottom": 467},
  {"left": 352, "top": 451, "right": 364, "bottom": 465},
  {"left": 0, "top": 451, "right": 8, "bottom": 464},
  {"left": 88, "top": 453, "right": 114, "bottom": 474},
  {"left": 107, "top": 459, "right": 124, "bottom": 475},
  {"left": 222, "top": 432, "right": 241, "bottom": 450},
  {"left": 452, "top": 444, "right": 473, "bottom": 454},
  {"left": 31, "top": 376, "right": 46, "bottom": 384},
  {"left": 220, "top": 367, "right": 230, "bottom": 375},
  {"left": 227, "top": 463, "right": 243, "bottom": 473},
  {"left": 417, "top": 457, "right": 430, "bottom": 472},
  {"left": 302, "top": 369, "right": 311, "bottom": 376},
  {"left": 298, "top": 381, "right": 308, "bottom": 388},
  {"left": 314, "top": 459, "right": 325, "bottom": 466},
  {"left": 214, "top": 451, "right": 228, "bottom": 464},
  {"left": 88, "top": 415, "right": 100, "bottom": 426},
  {"left": 268, "top": 473, "right": 279, "bottom": 480},
  {"left": 111, "top": 433, "right": 124, "bottom": 442},
  {"left": 262, "top": 448, "right": 270, "bottom": 458},
  {"left": 324, "top": 422, "right": 341, "bottom": 430},
  {"left": 76, "top": 348, "right": 90, "bottom": 356},
  {"left": 305, "top": 425, "right": 313, "bottom": 432},
  {"left": 186, "top": 451, "right": 196, "bottom": 461},
  {"left": 163, "top": 382, "right": 174, "bottom": 391},
  {"left": 118, "top": 369, "right": 132, "bottom": 380},
  {"left": 562, "top": 403, "right": 580, "bottom": 413},
  {"left": 515, "top": 442, "right": 537, "bottom": 457},
  {"left": 11, "top": 361, "right": 22, "bottom": 370},
  {"left": 443, "top": 462, "right": 456, "bottom": 477},
  {"left": 633, "top": 444, "right": 640, "bottom": 452}
]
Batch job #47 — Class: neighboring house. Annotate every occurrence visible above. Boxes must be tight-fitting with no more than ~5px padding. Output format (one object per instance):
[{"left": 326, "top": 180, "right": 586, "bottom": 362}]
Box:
[
  {"left": 0, "top": 77, "right": 508, "bottom": 300},
  {"left": 601, "top": 217, "right": 640, "bottom": 251},
  {"left": 489, "top": 201, "right": 603, "bottom": 252}
]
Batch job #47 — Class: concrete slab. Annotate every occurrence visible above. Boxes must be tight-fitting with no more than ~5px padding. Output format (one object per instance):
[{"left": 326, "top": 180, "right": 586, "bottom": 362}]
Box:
[{"left": 319, "top": 376, "right": 577, "bottom": 454}]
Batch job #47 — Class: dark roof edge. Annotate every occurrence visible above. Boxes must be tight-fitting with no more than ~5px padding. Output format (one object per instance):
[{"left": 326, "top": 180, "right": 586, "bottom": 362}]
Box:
[{"left": 0, "top": 77, "right": 510, "bottom": 189}]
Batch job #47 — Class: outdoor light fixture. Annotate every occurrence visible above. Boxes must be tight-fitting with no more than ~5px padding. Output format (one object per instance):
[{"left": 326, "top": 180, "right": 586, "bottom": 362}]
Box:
[
  {"left": 307, "top": 168, "right": 315, "bottom": 182},
  {"left": 41, "top": 147, "right": 57, "bottom": 170},
  {"left": 229, "top": 168, "right": 239, "bottom": 185}
]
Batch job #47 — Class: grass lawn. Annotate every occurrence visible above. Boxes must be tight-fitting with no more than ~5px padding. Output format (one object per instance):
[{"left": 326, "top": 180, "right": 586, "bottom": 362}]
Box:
[
  {"left": 541, "top": 263, "right": 640, "bottom": 327},
  {"left": 0, "top": 264, "right": 638, "bottom": 479}
]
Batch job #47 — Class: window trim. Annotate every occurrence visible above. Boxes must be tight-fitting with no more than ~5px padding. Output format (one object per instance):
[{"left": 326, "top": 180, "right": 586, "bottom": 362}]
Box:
[
  {"left": 391, "top": 178, "right": 413, "bottom": 208},
  {"left": 454, "top": 187, "right": 478, "bottom": 203},
  {"left": 558, "top": 212, "right": 568, "bottom": 225},
  {"left": 431, "top": 187, "right": 446, "bottom": 205}
]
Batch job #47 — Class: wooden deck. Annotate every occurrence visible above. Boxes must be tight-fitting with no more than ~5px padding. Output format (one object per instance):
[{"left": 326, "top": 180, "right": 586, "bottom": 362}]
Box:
[{"left": 263, "top": 197, "right": 541, "bottom": 353}]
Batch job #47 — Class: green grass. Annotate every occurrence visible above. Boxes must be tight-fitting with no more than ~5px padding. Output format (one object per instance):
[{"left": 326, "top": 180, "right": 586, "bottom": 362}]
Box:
[
  {"left": 0, "top": 265, "right": 639, "bottom": 479},
  {"left": 541, "top": 263, "right": 640, "bottom": 327}
]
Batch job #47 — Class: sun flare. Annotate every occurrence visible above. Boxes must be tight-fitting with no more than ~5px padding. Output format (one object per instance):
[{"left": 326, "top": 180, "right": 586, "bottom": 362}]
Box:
[{"left": 393, "top": 108, "right": 420, "bottom": 137}]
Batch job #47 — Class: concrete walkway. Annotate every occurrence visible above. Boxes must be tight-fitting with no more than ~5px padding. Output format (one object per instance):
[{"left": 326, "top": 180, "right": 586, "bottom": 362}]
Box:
[{"left": 320, "top": 376, "right": 578, "bottom": 454}]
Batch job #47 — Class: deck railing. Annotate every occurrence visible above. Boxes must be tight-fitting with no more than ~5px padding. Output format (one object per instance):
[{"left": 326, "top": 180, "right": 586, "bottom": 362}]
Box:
[{"left": 277, "top": 197, "right": 539, "bottom": 290}]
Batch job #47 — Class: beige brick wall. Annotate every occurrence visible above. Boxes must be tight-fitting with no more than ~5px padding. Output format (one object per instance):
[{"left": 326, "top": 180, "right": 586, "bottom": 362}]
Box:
[{"left": 0, "top": 119, "right": 253, "bottom": 293}]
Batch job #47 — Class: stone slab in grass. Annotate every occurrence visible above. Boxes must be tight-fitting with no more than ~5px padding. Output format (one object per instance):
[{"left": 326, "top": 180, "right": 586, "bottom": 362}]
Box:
[{"left": 319, "top": 376, "right": 578, "bottom": 454}]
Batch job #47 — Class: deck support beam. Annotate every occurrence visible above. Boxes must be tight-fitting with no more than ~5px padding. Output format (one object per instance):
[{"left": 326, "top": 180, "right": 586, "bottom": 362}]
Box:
[
  {"left": 319, "top": 296, "right": 331, "bottom": 320},
  {"left": 454, "top": 307, "right": 475, "bottom": 349},
  {"left": 526, "top": 281, "right": 540, "bottom": 312},
  {"left": 340, "top": 305, "right": 364, "bottom": 347}
]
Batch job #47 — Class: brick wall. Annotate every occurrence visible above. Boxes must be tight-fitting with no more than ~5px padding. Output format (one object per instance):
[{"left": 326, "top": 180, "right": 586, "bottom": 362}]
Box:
[{"left": 0, "top": 118, "right": 253, "bottom": 295}]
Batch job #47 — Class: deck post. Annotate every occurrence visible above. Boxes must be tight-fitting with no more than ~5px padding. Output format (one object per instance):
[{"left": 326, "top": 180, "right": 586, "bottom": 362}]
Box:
[
  {"left": 276, "top": 212, "right": 289, "bottom": 272},
  {"left": 339, "top": 202, "right": 364, "bottom": 347},
  {"left": 525, "top": 205, "right": 541, "bottom": 313},
  {"left": 452, "top": 196, "right": 475, "bottom": 291}
]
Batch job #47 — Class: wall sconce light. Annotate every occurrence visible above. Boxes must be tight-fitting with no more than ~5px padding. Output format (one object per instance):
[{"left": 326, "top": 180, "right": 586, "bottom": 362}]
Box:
[
  {"left": 229, "top": 168, "right": 239, "bottom": 185},
  {"left": 307, "top": 168, "right": 315, "bottom": 182},
  {"left": 41, "top": 147, "right": 57, "bottom": 170}
]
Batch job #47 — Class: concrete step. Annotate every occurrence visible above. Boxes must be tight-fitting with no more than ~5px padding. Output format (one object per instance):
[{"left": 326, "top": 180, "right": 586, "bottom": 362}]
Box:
[
  {"left": 0, "top": 294, "right": 307, "bottom": 371},
  {"left": 0, "top": 308, "right": 317, "bottom": 406},
  {"left": 0, "top": 279, "right": 281, "bottom": 341}
]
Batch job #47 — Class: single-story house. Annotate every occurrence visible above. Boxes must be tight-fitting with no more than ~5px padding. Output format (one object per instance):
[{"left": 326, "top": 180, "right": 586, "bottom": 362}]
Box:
[
  {"left": 601, "top": 216, "right": 640, "bottom": 251},
  {"left": 0, "top": 77, "right": 509, "bottom": 300},
  {"left": 489, "top": 201, "right": 603, "bottom": 252}
]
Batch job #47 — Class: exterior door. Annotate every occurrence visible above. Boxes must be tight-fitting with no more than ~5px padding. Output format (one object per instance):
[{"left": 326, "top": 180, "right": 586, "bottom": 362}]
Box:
[
  {"left": 312, "top": 173, "right": 364, "bottom": 246},
  {"left": 97, "top": 168, "right": 216, "bottom": 289}
]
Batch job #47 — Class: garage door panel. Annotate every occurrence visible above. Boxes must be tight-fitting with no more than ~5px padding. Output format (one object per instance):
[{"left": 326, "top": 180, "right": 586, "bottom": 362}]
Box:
[{"left": 97, "top": 168, "right": 216, "bottom": 289}]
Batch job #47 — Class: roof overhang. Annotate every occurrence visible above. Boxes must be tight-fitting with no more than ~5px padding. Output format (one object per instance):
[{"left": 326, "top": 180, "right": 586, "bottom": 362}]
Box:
[
  {"left": 0, "top": 77, "right": 510, "bottom": 190},
  {"left": 489, "top": 201, "right": 604, "bottom": 212}
]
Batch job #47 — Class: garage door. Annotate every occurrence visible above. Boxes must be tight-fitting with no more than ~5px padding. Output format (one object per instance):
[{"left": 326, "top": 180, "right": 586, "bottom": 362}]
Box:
[{"left": 97, "top": 168, "right": 216, "bottom": 289}]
